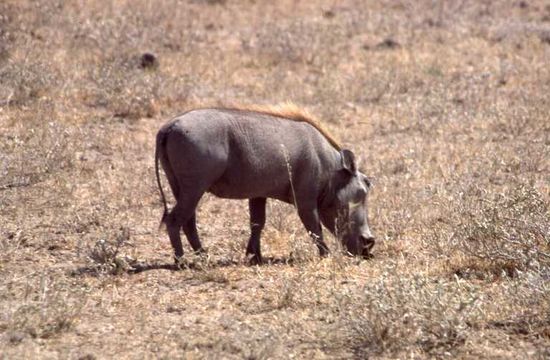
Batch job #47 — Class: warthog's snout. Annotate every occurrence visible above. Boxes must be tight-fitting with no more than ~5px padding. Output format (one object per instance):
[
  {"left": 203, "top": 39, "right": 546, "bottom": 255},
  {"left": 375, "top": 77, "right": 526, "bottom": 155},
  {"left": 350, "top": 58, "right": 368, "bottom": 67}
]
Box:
[{"left": 361, "top": 235, "right": 375, "bottom": 258}]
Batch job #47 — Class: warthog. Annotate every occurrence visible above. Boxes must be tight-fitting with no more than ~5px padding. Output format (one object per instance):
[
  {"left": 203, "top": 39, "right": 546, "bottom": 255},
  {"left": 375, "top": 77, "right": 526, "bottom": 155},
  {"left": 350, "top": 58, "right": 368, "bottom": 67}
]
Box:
[{"left": 155, "top": 104, "right": 375, "bottom": 264}]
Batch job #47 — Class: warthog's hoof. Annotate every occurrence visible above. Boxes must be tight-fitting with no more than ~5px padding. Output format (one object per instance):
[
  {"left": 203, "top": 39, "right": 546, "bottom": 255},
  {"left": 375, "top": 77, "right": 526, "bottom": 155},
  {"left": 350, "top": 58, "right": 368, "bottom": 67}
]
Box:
[
  {"left": 247, "top": 253, "right": 263, "bottom": 266},
  {"left": 318, "top": 246, "right": 330, "bottom": 258},
  {"left": 361, "top": 251, "right": 374, "bottom": 260},
  {"left": 174, "top": 255, "right": 187, "bottom": 269},
  {"left": 194, "top": 247, "right": 207, "bottom": 255}
]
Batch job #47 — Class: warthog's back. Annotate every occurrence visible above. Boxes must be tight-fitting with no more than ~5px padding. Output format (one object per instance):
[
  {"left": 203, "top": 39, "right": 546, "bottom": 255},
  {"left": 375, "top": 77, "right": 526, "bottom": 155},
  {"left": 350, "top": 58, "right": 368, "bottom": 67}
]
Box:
[{"left": 159, "top": 107, "right": 341, "bottom": 201}]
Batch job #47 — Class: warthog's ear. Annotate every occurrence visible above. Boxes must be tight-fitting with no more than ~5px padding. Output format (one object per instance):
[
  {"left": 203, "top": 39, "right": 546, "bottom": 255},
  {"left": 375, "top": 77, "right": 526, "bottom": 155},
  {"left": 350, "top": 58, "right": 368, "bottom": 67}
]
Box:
[{"left": 340, "top": 149, "right": 357, "bottom": 174}]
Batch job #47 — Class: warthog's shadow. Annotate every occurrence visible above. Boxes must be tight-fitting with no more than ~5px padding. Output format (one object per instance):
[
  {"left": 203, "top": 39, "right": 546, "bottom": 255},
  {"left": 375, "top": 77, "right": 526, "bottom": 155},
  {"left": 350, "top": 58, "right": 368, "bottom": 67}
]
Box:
[
  {"left": 129, "top": 258, "right": 240, "bottom": 274},
  {"left": 71, "top": 256, "right": 295, "bottom": 277},
  {"left": 129, "top": 256, "right": 295, "bottom": 274}
]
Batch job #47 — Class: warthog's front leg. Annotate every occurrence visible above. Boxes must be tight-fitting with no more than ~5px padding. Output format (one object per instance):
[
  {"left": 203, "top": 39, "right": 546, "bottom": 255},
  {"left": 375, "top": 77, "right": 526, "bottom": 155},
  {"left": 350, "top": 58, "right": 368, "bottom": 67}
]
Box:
[
  {"left": 246, "top": 197, "right": 267, "bottom": 265},
  {"left": 297, "top": 206, "right": 329, "bottom": 257}
]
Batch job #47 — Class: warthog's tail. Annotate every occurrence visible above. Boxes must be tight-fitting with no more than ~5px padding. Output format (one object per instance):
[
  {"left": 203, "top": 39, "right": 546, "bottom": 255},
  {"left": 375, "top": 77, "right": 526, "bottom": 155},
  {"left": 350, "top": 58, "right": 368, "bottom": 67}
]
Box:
[{"left": 155, "top": 131, "right": 169, "bottom": 230}]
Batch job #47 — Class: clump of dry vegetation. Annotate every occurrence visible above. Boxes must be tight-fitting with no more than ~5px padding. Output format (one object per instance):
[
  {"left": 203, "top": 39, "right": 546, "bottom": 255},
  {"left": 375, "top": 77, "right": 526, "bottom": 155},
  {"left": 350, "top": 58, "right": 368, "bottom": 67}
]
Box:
[
  {"left": 451, "top": 184, "right": 549, "bottom": 278},
  {"left": 1, "top": 0, "right": 549, "bottom": 358},
  {"left": 1, "top": 275, "right": 82, "bottom": 343}
]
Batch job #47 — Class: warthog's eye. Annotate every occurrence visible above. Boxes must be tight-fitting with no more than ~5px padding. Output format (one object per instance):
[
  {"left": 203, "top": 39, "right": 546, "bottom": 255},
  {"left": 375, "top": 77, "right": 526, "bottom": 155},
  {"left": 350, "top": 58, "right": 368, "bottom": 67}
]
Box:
[{"left": 354, "top": 186, "right": 367, "bottom": 202}]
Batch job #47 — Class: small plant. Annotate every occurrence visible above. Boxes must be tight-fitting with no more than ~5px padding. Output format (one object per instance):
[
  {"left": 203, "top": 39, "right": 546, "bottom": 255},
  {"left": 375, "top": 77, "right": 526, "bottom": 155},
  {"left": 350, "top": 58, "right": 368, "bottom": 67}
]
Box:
[{"left": 86, "top": 227, "right": 135, "bottom": 275}]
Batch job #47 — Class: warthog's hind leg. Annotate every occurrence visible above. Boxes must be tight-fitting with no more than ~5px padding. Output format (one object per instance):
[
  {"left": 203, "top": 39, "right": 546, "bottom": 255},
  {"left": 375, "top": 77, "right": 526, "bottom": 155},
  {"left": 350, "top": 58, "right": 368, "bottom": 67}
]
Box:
[
  {"left": 166, "top": 192, "right": 203, "bottom": 263},
  {"left": 165, "top": 208, "right": 185, "bottom": 261},
  {"left": 182, "top": 213, "right": 204, "bottom": 254}
]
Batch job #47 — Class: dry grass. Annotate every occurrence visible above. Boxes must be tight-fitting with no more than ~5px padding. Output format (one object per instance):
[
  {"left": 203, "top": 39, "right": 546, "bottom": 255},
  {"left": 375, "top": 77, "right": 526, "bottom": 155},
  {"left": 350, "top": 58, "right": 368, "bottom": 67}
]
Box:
[{"left": 1, "top": 0, "right": 549, "bottom": 358}]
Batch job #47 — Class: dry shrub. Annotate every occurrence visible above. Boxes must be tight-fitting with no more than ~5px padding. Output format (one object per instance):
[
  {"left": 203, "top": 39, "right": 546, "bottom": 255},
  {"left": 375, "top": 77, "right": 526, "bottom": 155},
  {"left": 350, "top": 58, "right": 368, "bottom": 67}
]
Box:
[
  {"left": 452, "top": 184, "right": 549, "bottom": 278},
  {"left": 333, "top": 275, "right": 481, "bottom": 357},
  {"left": 86, "top": 55, "right": 162, "bottom": 119},
  {"left": 84, "top": 226, "right": 135, "bottom": 275},
  {"left": 1, "top": 119, "right": 73, "bottom": 190},
  {"left": 0, "top": 2, "right": 63, "bottom": 105},
  {"left": 334, "top": 265, "right": 550, "bottom": 358},
  {"left": 0, "top": 56, "right": 60, "bottom": 106},
  {"left": 480, "top": 269, "right": 550, "bottom": 344},
  {"left": 1, "top": 276, "right": 81, "bottom": 341}
]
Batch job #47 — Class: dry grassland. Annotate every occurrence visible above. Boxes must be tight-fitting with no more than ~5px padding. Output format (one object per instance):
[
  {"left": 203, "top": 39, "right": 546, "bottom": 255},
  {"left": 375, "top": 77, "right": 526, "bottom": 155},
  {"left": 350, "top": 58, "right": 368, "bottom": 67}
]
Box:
[{"left": 1, "top": 0, "right": 549, "bottom": 358}]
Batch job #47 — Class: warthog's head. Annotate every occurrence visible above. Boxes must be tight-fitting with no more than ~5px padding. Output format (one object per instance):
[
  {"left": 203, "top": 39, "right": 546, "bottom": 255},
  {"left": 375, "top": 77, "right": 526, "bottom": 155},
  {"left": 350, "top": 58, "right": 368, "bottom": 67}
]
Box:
[{"left": 320, "top": 150, "right": 375, "bottom": 258}]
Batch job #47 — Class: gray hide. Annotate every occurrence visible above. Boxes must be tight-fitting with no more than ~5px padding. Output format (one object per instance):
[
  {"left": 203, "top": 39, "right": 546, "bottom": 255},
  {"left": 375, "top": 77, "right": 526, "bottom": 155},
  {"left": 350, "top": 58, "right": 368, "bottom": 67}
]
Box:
[{"left": 155, "top": 108, "right": 375, "bottom": 264}]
